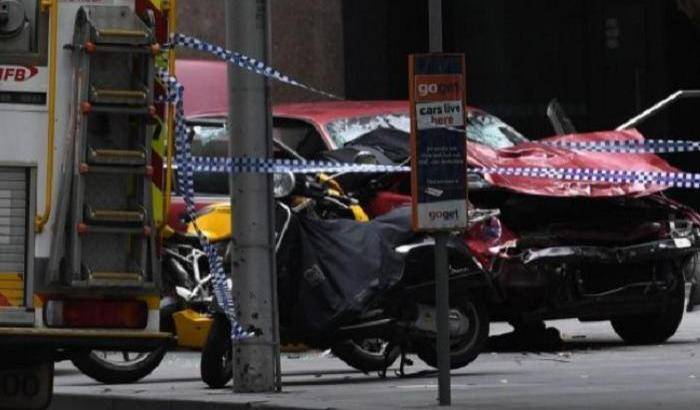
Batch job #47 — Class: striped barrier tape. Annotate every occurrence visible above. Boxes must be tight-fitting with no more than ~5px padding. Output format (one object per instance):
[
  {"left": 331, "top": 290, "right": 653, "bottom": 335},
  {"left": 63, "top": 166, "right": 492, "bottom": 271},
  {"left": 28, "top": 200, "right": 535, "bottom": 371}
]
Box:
[
  {"left": 158, "top": 69, "right": 253, "bottom": 340},
  {"left": 191, "top": 156, "right": 411, "bottom": 174},
  {"left": 187, "top": 155, "right": 700, "bottom": 190},
  {"left": 474, "top": 166, "right": 700, "bottom": 189},
  {"left": 171, "top": 33, "right": 343, "bottom": 101},
  {"left": 542, "top": 139, "right": 700, "bottom": 154}
]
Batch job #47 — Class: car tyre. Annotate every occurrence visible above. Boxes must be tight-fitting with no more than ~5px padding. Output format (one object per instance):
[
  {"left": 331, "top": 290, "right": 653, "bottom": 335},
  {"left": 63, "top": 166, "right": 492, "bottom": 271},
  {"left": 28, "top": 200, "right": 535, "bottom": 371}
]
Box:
[{"left": 611, "top": 269, "right": 685, "bottom": 345}]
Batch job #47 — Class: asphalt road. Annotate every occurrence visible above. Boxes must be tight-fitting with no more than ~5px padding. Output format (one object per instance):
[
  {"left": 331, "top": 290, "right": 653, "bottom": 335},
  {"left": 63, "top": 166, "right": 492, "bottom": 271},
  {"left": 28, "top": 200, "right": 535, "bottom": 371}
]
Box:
[{"left": 50, "top": 314, "right": 700, "bottom": 409}]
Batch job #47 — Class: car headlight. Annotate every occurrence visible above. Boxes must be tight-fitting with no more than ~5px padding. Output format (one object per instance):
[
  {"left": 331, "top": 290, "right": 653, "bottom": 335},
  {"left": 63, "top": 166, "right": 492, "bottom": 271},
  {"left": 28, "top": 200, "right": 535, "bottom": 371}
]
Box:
[{"left": 273, "top": 172, "right": 296, "bottom": 198}]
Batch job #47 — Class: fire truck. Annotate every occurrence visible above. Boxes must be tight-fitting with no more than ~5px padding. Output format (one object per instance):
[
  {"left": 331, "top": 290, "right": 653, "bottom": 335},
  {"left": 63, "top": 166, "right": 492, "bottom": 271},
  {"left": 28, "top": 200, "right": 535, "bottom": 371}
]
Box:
[{"left": 0, "top": 0, "right": 174, "bottom": 407}]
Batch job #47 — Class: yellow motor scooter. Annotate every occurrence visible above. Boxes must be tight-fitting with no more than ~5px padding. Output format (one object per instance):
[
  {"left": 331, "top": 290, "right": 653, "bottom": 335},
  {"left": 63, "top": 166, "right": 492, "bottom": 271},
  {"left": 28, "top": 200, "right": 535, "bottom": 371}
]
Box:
[{"left": 162, "top": 174, "right": 368, "bottom": 350}]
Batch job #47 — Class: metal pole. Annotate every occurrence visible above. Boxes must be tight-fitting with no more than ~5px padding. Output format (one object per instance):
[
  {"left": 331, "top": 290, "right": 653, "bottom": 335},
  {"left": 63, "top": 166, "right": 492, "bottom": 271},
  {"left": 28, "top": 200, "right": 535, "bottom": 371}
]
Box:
[
  {"left": 226, "top": 0, "right": 280, "bottom": 393},
  {"left": 434, "top": 233, "right": 451, "bottom": 406},
  {"left": 428, "top": 0, "right": 451, "bottom": 406},
  {"left": 429, "top": 0, "right": 443, "bottom": 53}
]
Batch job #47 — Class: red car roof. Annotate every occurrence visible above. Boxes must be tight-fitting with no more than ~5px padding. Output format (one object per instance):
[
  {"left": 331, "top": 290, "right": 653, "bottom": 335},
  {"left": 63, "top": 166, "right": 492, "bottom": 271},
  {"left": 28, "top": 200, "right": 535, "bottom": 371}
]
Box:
[{"left": 176, "top": 59, "right": 409, "bottom": 145}]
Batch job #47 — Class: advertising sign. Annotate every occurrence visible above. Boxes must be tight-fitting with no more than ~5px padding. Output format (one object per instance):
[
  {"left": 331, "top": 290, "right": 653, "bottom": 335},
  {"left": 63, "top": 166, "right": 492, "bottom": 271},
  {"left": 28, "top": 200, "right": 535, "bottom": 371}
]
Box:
[{"left": 409, "top": 54, "right": 468, "bottom": 231}]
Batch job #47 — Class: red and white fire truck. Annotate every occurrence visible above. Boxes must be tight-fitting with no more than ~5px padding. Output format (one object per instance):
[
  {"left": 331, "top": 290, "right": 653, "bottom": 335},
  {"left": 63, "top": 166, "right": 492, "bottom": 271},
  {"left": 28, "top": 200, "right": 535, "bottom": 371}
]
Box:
[{"left": 0, "top": 1, "right": 175, "bottom": 407}]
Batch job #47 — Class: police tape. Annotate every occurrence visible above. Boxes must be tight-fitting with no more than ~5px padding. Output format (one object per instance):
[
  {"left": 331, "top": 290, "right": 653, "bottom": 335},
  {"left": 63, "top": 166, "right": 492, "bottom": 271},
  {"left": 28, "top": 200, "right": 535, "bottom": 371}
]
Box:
[
  {"left": 542, "top": 139, "right": 700, "bottom": 154},
  {"left": 477, "top": 166, "right": 700, "bottom": 189},
  {"left": 158, "top": 69, "right": 254, "bottom": 340},
  {"left": 171, "top": 33, "right": 343, "bottom": 101},
  {"left": 189, "top": 155, "right": 700, "bottom": 189},
  {"left": 191, "top": 156, "right": 411, "bottom": 174}
]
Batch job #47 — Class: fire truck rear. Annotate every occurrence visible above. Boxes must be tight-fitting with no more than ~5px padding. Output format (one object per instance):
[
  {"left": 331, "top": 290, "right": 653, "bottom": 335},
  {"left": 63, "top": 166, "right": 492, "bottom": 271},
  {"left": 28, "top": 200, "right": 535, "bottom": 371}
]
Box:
[{"left": 0, "top": 1, "right": 174, "bottom": 408}]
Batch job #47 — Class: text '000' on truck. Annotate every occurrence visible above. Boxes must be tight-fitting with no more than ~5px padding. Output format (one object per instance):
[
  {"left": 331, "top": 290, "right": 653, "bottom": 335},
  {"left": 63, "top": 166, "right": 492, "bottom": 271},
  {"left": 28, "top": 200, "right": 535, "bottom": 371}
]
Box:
[{"left": 0, "top": 1, "right": 175, "bottom": 408}]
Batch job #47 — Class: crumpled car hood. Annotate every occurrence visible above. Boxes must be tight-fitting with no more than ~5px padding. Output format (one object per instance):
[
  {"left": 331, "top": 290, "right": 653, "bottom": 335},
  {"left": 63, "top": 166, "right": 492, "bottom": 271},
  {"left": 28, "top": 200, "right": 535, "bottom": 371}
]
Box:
[{"left": 468, "top": 129, "right": 675, "bottom": 198}]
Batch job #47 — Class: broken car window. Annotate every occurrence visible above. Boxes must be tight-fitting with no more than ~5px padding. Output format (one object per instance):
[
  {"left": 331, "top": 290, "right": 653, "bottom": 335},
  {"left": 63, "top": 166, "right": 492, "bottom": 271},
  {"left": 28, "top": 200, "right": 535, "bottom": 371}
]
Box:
[{"left": 325, "top": 111, "right": 528, "bottom": 150}]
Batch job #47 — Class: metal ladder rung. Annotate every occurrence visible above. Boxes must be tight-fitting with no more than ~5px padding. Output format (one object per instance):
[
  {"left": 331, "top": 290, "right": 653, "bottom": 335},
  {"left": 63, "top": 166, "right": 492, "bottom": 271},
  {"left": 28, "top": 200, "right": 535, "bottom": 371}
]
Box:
[
  {"left": 96, "top": 28, "right": 150, "bottom": 41},
  {"left": 89, "top": 271, "right": 144, "bottom": 287},
  {"left": 79, "top": 163, "right": 152, "bottom": 176},
  {"left": 88, "top": 147, "right": 147, "bottom": 166},
  {"left": 90, "top": 86, "right": 148, "bottom": 105},
  {"left": 85, "top": 43, "right": 156, "bottom": 55},
  {"left": 84, "top": 207, "right": 145, "bottom": 225},
  {"left": 86, "top": 105, "right": 154, "bottom": 116},
  {"left": 77, "top": 223, "right": 149, "bottom": 236}
]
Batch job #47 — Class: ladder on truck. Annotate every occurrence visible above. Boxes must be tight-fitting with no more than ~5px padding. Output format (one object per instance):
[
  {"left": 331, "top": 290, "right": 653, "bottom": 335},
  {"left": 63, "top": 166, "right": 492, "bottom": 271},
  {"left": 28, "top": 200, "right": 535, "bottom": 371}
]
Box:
[{"left": 59, "top": 6, "right": 159, "bottom": 288}]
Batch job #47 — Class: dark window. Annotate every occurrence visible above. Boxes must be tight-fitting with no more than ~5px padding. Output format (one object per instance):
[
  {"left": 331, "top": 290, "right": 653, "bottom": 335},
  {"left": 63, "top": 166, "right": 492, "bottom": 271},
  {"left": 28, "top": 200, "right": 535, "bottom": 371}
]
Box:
[{"left": 273, "top": 118, "right": 328, "bottom": 157}]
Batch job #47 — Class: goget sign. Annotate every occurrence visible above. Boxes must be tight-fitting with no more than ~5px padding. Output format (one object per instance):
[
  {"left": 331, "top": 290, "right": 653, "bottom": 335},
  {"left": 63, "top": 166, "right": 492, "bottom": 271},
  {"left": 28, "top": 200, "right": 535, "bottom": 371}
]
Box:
[{"left": 409, "top": 54, "right": 468, "bottom": 231}]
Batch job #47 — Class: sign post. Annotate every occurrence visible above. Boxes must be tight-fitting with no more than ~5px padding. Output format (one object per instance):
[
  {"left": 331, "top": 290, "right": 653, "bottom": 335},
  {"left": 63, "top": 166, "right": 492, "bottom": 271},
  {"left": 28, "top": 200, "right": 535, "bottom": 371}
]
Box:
[{"left": 409, "top": 53, "right": 469, "bottom": 406}]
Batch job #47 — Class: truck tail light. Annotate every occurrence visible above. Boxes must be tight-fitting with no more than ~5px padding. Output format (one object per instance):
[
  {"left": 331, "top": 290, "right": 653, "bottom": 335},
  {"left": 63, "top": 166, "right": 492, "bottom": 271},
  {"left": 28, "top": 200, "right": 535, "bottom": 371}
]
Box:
[{"left": 45, "top": 299, "right": 148, "bottom": 329}]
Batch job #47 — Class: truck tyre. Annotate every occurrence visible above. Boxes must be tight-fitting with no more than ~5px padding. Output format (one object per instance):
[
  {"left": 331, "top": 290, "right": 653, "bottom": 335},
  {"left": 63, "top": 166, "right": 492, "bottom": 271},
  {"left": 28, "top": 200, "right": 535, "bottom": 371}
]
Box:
[
  {"left": 70, "top": 305, "right": 175, "bottom": 384},
  {"left": 331, "top": 339, "right": 400, "bottom": 373},
  {"left": 200, "top": 314, "right": 232, "bottom": 388},
  {"left": 416, "top": 298, "right": 490, "bottom": 369},
  {"left": 611, "top": 270, "right": 685, "bottom": 345},
  {"left": 71, "top": 347, "right": 167, "bottom": 384}
]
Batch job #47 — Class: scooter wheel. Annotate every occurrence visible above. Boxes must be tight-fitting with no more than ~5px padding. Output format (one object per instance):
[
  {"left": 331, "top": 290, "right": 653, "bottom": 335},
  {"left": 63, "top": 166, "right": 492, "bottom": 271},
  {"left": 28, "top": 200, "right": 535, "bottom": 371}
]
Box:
[
  {"left": 416, "top": 298, "right": 490, "bottom": 370},
  {"left": 331, "top": 339, "right": 400, "bottom": 373},
  {"left": 200, "top": 314, "right": 233, "bottom": 388}
]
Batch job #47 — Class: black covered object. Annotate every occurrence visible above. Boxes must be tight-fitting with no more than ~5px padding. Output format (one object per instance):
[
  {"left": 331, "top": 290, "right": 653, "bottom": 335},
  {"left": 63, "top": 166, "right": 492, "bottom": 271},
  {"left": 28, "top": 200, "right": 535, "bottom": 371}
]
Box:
[
  {"left": 347, "top": 127, "right": 411, "bottom": 163},
  {"left": 318, "top": 127, "right": 410, "bottom": 165},
  {"left": 284, "top": 207, "right": 414, "bottom": 337},
  {"left": 317, "top": 128, "right": 411, "bottom": 194}
]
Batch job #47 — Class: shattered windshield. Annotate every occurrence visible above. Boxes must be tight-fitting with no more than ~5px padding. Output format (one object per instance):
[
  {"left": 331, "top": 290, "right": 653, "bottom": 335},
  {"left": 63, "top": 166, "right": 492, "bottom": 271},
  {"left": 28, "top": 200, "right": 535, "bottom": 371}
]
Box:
[
  {"left": 325, "top": 114, "right": 411, "bottom": 147},
  {"left": 466, "top": 111, "right": 528, "bottom": 149},
  {"left": 325, "top": 111, "right": 528, "bottom": 149}
]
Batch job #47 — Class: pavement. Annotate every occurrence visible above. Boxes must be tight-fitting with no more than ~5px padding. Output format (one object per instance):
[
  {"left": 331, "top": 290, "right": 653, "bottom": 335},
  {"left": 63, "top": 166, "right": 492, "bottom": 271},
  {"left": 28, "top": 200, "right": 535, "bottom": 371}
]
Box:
[{"left": 48, "top": 310, "right": 700, "bottom": 409}]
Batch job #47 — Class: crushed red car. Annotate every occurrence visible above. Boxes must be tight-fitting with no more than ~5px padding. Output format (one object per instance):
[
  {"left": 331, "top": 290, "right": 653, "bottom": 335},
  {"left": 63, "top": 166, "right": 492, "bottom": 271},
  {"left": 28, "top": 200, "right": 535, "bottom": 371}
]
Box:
[{"left": 173, "top": 59, "right": 700, "bottom": 345}]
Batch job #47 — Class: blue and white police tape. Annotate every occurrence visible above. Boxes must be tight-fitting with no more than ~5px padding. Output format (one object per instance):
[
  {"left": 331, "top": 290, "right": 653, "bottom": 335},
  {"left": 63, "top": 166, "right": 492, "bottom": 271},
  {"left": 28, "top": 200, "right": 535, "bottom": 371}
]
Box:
[
  {"left": 543, "top": 139, "right": 700, "bottom": 154},
  {"left": 171, "top": 33, "right": 343, "bottom": 101},
  {"left": 191, "top": 156, "right": 411, "bottom": 174},
  {"left": 188, "top": 155, "right": 700, "bottom": 190},
  {"left": 157, "top": 69, "right": 254, "bottom": 340},
  {"left": 473, "top": 166, "right": 700, "bottom": 189}
]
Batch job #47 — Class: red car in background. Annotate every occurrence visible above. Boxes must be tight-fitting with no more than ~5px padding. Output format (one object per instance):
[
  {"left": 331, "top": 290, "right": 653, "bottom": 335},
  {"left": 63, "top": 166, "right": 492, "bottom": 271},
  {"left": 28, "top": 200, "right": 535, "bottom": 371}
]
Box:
[{"left": 172, "top": 59, "right": 700, "bottom": 347}]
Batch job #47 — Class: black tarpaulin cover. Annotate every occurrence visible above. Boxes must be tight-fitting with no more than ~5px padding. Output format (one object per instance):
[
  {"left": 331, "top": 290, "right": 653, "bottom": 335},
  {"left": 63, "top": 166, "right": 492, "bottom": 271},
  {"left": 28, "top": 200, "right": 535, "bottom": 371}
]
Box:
[{"left": 286, "top": 207, "right": 414, "bottom": 337}]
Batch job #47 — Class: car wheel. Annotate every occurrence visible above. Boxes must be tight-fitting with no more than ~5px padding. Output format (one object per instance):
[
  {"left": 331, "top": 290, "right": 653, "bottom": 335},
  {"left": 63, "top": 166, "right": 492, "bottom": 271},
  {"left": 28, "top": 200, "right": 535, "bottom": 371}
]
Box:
[{"left": 610, "top": 266, "right": 685, "bottom": 345}]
